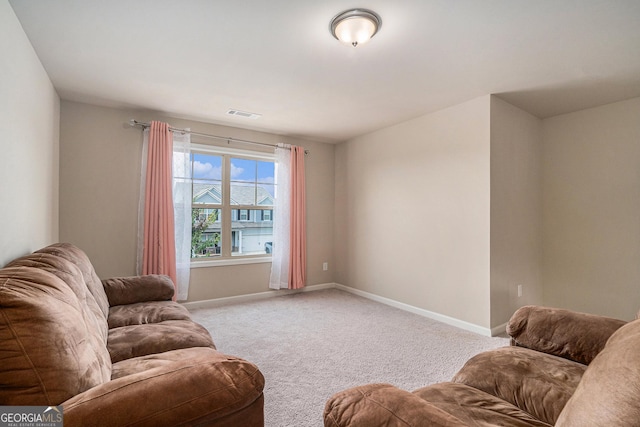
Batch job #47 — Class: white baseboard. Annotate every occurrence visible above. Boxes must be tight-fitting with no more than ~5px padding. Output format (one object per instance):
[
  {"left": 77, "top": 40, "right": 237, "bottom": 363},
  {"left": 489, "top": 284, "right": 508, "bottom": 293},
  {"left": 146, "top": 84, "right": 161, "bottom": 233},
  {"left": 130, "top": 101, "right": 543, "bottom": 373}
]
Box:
[
  {"left": 333, "top": 283, "right": 496, "bottom": 337},
  {"left": 183, "top": 282, "right": 504, "bottom": 337},
  {"left": 181, "top": 282, "right": 336, "bottom": 311}
]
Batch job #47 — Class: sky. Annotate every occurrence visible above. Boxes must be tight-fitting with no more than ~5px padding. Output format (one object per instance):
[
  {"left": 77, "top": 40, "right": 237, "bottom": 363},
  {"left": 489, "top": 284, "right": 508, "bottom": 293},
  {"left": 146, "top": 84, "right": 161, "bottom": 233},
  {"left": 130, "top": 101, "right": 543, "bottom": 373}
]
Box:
[{"left": 191, "top": 153, "right": 275, "bottom": 184}]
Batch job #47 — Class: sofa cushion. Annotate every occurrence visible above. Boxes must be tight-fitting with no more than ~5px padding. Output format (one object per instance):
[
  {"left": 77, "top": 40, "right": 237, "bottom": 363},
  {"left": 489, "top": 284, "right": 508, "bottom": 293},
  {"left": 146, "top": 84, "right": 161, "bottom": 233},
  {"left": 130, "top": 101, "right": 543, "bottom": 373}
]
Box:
[
  {"left": 108, "top": 320, "right": 215, "bottom": 363},
  {"left": 413, "top": 383, "right": 552, "bottom": 427},
  {"left": 63, "top": 347, "right": 265, "bottom": 427},
  {"left": 556, "top": 318, "right": 640, "bottom": 426},
  {"left": 324, "top": 383, "right": 469, "bottom": 427},
  {"left": 0, "top": 266, "right": 111, "bottom": 405},
  {"left": 107, "top": 301, "right": 192, "bottom": 329},
  {"left": 110, "top": 347, "right": 236, "bottom": 380},
  {"left": 102, "top": 275, "right": 175, "bottom": 306},
  {"left": 452, "top": 346, "right": 586, "bottom": 425}
]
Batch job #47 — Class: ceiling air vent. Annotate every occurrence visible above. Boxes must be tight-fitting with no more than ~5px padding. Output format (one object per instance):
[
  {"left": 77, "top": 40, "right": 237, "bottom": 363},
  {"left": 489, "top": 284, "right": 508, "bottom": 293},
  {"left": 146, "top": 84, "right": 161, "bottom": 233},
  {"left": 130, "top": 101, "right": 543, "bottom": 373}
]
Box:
[{"left": 226, "top": 109, "right": 261, "bottom": 119}]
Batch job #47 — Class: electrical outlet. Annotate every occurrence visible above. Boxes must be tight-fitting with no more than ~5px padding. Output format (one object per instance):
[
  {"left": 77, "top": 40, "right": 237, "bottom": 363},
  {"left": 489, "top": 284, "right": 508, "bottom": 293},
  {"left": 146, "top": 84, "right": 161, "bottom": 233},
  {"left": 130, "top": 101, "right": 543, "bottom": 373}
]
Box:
[
  {"left": 323, "top": 262, "right": 328, "bottom": 271},
  {"left": 517, "top": 285, "right": 523, "bottom": 298}
]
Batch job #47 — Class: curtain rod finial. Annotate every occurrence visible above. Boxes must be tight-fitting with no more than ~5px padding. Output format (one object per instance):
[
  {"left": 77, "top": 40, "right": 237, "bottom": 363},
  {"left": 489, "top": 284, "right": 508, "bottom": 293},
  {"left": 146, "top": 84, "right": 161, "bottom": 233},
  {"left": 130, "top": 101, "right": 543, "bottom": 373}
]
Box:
[{"left": 129, "top": 119, "right": 136, "bottom": 127}]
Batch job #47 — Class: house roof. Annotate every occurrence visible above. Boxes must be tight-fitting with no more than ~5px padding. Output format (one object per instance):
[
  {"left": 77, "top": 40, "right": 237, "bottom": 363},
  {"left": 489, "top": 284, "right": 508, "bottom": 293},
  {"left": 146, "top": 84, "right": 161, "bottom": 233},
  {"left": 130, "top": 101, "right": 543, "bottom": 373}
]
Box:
[
  {"left": 193, "top": 183, "right": 274, "bottom": 206},
  {"left": 9, "top": 1, "right": 640, "bottom": 142}
]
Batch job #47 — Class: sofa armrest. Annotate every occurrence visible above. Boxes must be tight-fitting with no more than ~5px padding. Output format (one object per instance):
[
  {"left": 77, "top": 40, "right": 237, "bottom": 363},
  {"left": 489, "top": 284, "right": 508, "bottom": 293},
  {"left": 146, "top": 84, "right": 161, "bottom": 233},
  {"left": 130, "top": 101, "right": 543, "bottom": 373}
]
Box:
[
  {"left": 324, "top": 383, "right": 466, "bottom": 427},
  {"left": 506, "top": 305, "right": 626, "bottom": 365},
  {"left": 102, "top": 275, "right": 175, "bottom": 306},
  {"left": 62, "top": 350, "right": 264, "bottom": 427}
]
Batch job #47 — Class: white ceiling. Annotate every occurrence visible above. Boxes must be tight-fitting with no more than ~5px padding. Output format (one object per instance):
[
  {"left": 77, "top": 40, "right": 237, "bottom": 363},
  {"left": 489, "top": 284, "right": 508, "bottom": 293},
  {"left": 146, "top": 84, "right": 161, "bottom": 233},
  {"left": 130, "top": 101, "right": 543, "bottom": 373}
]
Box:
[{"left": 9, "top": 0, "right": 640, "bottom": 143}]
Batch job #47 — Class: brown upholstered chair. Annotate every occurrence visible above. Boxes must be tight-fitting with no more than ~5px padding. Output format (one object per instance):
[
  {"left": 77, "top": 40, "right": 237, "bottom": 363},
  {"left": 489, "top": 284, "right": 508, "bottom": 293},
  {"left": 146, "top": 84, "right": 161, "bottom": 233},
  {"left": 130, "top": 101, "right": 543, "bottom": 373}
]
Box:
[{"left": 325, "top": 305, "right": 638, "bottom": 426}]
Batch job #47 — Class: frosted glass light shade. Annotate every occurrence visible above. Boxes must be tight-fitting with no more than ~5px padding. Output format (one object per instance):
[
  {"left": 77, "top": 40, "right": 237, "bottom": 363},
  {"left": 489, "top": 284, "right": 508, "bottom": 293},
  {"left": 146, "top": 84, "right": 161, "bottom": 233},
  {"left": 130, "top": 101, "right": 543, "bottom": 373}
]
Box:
[{"left": 330, "top": 9, "right": 381, "bottom": 47}]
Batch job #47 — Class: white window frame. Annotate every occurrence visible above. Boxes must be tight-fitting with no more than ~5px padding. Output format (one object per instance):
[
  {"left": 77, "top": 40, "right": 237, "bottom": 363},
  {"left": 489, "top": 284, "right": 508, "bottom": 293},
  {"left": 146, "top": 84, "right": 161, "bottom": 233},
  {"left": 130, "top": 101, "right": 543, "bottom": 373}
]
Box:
[{"left": 190, "top": 144, "right": 275, "bottom": 268}]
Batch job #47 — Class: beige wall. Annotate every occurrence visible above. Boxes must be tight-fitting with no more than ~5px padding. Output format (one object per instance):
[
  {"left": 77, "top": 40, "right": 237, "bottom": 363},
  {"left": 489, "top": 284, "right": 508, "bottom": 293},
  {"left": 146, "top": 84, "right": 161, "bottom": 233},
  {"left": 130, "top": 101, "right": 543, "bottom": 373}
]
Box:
[
  {"left": 335, "top": 93, "right": 640, "bottom": 331},
  {"left": 542, "top": 97, "right": 640, "bottom": 320},
  {"left": 335, "top": 96, "right": 492, "bottom": 329},
  {"left": 490, "top": 96, "right": 543, "bottom": 328},
  {"left": 0, "top": 0, "right": 59, "bottom": 266},
  {"left": 59, "top": 101, "right": 334, "bottom": 301}
]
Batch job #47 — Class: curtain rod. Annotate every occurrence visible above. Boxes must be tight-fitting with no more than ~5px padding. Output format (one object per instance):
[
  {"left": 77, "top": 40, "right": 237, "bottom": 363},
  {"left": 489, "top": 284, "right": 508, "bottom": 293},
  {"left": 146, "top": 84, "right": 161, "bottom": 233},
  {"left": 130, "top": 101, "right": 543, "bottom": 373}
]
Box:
[{"left": 129, "top": 119, "right": 309, "bottom": 154}]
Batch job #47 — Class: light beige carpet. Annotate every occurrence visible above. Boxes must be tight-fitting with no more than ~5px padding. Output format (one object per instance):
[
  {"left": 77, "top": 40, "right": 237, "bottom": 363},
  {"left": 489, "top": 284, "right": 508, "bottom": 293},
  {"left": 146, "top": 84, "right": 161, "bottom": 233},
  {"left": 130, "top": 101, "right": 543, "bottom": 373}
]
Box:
[{"left": 189, "top": 288, "right": 509, "bottom": 427}]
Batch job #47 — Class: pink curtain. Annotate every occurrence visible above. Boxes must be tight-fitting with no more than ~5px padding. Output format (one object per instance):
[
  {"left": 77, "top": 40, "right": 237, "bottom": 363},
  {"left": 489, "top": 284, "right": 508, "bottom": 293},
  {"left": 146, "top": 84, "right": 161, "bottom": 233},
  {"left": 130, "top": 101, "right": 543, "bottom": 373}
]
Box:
[
  {"left": 142, "top": 121, "right": 177, "bottom": 298},
  {"left": 289, "top": 145, "right": 306, "bottom": 289}
]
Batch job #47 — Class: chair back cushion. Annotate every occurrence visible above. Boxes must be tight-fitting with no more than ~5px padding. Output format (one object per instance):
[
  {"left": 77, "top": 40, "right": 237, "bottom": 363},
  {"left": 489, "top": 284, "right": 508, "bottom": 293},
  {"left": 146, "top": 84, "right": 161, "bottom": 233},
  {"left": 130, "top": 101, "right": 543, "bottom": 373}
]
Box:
[
  {"left": 0, "top": 248, "right": 112, "bottom": 405},
  {"left": 556, "top": 318, "right": 640, "bottom": 426},
  {"left": 6, "top": 250, "right": 109, "bottom": 343},
  {"left": 34, "top": 243, "right": 110, "bottom": 318}
]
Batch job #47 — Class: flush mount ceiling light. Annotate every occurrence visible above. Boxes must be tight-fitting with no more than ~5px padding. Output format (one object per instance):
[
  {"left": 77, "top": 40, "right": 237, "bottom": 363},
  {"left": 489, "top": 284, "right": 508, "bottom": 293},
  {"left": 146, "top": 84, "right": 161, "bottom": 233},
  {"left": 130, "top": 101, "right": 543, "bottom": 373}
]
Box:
[{"left": 330, "top": 8, "right": 381, "bottom": 47}]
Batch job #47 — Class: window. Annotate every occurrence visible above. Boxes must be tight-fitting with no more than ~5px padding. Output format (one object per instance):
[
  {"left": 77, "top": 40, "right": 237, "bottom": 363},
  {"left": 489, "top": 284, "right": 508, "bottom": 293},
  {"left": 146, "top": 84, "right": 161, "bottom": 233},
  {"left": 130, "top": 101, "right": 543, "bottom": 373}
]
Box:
[{"left": 187, "top": 146, "right": 275, "bottom": 261}]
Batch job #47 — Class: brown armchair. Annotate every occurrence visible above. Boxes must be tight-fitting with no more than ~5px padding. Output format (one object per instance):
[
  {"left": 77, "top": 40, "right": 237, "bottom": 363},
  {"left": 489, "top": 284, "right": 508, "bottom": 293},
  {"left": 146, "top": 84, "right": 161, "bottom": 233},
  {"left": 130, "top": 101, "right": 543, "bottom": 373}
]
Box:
[{"left": 325, "top": 305, "right": 638, "bottom": 426}]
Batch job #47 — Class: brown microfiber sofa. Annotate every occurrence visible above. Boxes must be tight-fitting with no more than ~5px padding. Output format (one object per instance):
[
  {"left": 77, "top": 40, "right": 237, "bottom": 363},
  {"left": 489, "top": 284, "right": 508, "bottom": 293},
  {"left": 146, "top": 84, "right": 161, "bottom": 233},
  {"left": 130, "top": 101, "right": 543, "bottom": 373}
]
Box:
[
  {"left": 0, "top": 243, "right": 264, "bottom": 426},
  {"left": 325, "top": 305, "right": 640, "bottom": 426}
]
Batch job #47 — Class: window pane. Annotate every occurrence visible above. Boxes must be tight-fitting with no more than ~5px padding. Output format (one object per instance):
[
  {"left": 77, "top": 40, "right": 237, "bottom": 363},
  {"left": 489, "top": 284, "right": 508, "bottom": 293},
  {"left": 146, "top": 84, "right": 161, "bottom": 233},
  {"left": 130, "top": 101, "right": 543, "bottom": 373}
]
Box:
[
  {"left": 230, "top": 158, "right": 275, "bottom": 207},
  {"left": 230, "top": 158, "right": 256, "bottom": 181},
  {"left": 230, "top": 182, "right": 275, "bottom": 206},
  {"left": 192, "top": 153, "right": 222, "bottom": 180},
  {"left": 258, "top": 184, "right": 275, "bottom": 206},
  {"left": 257, "top": 161, "right": 275, "bottom": 184},
  {"left": 193, "top": 180, "right": 222, "bottom": 205},
  {"left": 192, "top": 153, "right": 222, "bottom": 208},
  {"left": 192, "top": 208, "right": 221, "bottom": 258},
  {"left": 231, "top": 209, "right": 273, "bottom": 256},
  {"left": 230, "top": 182, "right": 256, "bottom": 206}
]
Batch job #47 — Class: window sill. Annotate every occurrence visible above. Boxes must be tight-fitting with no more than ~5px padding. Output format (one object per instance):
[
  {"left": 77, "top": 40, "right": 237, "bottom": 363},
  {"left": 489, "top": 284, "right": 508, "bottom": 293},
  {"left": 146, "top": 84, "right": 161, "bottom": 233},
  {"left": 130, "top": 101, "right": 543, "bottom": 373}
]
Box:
[{"left": 190, "top": 256, "right": 272, "bottom": 268}]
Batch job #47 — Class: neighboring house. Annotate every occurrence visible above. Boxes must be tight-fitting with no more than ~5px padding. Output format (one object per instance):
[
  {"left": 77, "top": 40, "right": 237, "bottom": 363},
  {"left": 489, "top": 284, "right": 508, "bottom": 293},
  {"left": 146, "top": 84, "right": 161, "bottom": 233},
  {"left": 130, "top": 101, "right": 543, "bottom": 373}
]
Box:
[{"left": 193, "top": 183, "right": 274, "bottom": 256}]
